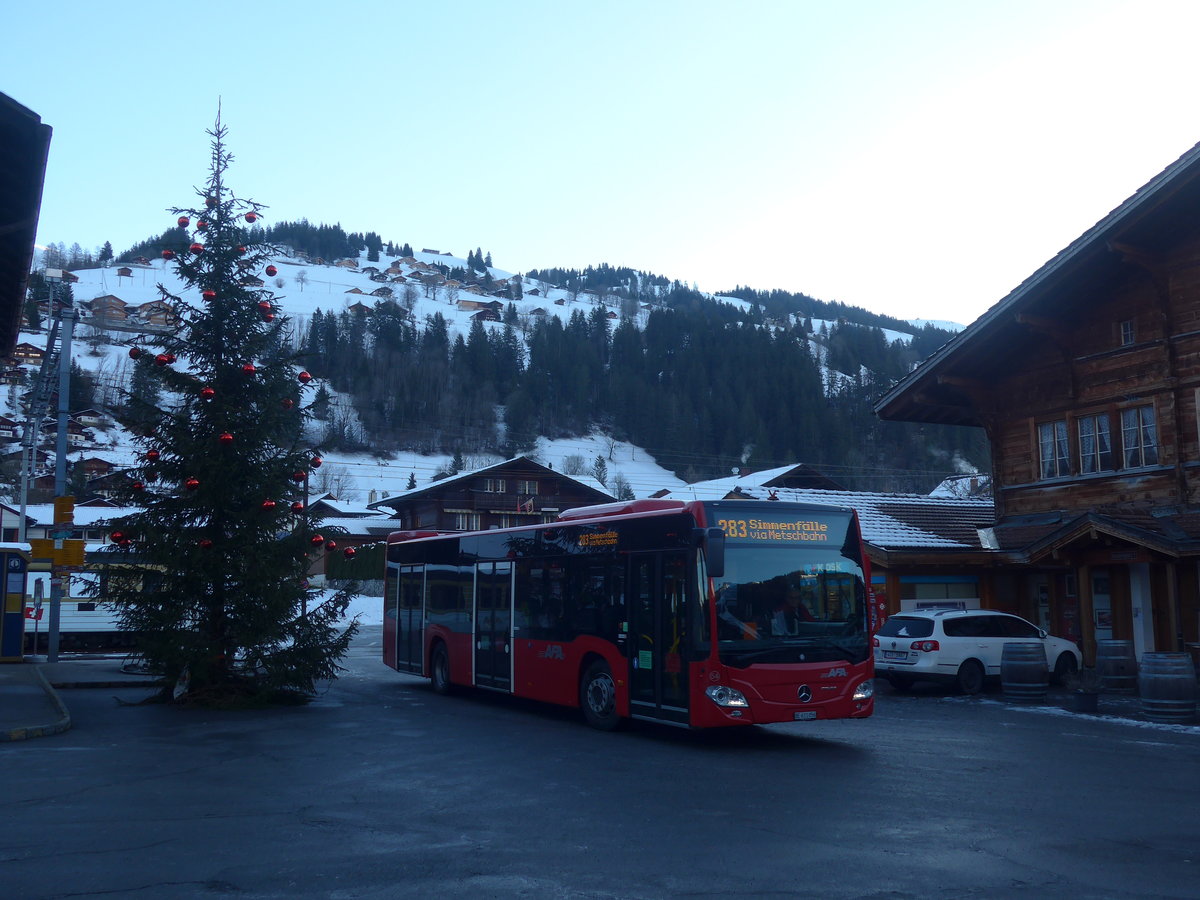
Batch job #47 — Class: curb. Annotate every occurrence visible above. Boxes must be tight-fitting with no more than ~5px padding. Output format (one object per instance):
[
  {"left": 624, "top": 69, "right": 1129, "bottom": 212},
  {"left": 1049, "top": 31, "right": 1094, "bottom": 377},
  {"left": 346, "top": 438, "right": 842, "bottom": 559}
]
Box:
[
  {"left": 47, "top": 679, "right": 164, "bottom": 689},
  {"left": 1, "top": 667, "right": 71, "bottom": 742}
]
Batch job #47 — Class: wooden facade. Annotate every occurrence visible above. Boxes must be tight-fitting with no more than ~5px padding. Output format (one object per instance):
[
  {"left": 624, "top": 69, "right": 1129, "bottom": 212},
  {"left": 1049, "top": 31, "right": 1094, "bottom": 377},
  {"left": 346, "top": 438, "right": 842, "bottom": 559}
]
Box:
[
  {"left": 368, "top": 456, "right": 614, "bottom": 533},
  {"left": 877, "top": 140, "right": 1200, "bottom": 665}
]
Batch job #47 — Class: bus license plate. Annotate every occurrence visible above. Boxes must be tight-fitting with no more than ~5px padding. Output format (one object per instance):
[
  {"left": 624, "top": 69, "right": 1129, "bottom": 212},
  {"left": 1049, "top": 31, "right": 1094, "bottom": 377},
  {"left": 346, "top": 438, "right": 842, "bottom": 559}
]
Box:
[{"left": 793, "top": 711, "right": 817, "bottom": 721}]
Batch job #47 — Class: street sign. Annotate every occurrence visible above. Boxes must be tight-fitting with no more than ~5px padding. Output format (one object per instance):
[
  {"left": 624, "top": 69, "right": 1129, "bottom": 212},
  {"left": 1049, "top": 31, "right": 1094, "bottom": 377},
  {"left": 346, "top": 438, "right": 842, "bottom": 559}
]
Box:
[{"left": 54, "top": 495, "right": 75, "bottom": 524}]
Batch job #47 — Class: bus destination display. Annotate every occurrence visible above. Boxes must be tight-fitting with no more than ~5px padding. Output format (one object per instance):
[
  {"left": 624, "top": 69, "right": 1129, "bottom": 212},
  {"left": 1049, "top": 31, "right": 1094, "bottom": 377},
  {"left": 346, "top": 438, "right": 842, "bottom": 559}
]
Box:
[{"left": 715, "top": 515, "right": 845, "bottom": 543}]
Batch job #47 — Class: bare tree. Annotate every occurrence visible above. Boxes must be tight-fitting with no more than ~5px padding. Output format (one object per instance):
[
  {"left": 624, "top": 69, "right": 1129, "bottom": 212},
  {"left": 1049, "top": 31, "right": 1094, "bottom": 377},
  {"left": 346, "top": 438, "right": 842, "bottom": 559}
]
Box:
[
  {"left": 274, "top": 277, "right": 285, "bottom": 289},
  {"left": 294, "top": 269, "right": 309, "bottom": 292},
  {"left": 401, "top": 283, "right": 418, "bottom": 314},
  {"left": 314, "top": 464, "right": 358, "bottom": 501},
  {"left": 562, "top": 454, "right": 586, "bottom": 476}
]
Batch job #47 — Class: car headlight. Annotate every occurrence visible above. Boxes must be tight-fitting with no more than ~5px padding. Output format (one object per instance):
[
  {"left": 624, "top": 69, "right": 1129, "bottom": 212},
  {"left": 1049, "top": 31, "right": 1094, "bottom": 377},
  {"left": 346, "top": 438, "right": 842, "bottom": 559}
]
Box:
[
  {"left": 852, "top": 680, "right": 875, "bottom": 701},
  {"left": 705, "top": 685, "right": 749, "bottom": 708}
]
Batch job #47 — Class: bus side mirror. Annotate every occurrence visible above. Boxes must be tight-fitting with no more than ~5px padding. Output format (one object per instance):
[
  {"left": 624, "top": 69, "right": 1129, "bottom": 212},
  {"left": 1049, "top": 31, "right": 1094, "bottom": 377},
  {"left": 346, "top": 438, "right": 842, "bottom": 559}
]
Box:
[{"left": 703, "top": 527, "right": 725, "bottom": 578}]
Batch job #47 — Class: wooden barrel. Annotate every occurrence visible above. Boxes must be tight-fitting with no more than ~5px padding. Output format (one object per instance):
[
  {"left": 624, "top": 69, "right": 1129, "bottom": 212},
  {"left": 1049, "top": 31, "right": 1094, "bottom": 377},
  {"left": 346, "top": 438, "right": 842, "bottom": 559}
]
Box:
[
  {"left": 1138, "top": 652, "right": 1197, "bottom": 724},
  {"left": 1001, "top": 642, "right": 1048, "bottom": 702},
  {"left": 1096, "top": 639, "right": 1138, "bottom": 693}
]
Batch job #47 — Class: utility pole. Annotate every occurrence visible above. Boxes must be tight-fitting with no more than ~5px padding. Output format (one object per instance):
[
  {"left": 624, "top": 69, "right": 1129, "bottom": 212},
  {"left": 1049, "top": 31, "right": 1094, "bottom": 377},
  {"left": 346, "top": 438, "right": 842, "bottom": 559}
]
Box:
[{"left": 39, "top": 269, "right": 75, "bottom": 663}]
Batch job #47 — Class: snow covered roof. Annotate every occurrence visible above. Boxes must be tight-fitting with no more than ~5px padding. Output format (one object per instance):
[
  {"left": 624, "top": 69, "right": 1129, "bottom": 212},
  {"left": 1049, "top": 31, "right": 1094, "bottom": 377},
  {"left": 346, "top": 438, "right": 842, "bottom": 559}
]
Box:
[
  {"left": 367, "top": 455, "right": 614, "bottom": 510},
  {"left": 656, "top": 482, "right": 994, "bottom": 551}
]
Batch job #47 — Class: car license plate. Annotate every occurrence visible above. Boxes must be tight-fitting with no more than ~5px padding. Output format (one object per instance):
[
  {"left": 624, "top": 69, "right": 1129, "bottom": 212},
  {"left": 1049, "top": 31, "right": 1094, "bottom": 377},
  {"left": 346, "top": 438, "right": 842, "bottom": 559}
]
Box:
[
  {"left": 883, "top": 650, "right": 907, "bottom": 660},
  {"left": 793, "top": 711, "right": 817, "bottom": 721}
]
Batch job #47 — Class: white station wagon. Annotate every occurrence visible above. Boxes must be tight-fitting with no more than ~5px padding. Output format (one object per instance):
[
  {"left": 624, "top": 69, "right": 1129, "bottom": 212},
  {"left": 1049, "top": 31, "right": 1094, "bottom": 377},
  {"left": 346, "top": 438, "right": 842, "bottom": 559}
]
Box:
[{"left": 873, "top": 609, "right": 1082, "bottom": 694}]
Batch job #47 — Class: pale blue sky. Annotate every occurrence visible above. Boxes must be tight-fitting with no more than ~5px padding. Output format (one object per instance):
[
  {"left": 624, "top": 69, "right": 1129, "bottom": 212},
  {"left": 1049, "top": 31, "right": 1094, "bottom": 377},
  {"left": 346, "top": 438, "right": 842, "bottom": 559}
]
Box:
[{"left": 5, "top": 0, "right": 1199, "bottom": 324}]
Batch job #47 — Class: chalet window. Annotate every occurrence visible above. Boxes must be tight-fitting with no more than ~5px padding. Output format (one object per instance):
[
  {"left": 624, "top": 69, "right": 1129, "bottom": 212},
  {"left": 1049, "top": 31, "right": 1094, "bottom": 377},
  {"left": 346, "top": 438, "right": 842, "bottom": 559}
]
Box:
[
  {"left": 482, "top": 478, "right": 506, "bottom": 493},
  {"left": 1037, "top": 420, "right": 1070, "bottom": 478},
  {"left": 516, "top": 479, "right": 538, "bottom": 495},
  {"left": 1078, "top": 414, "right": 1113, "bottom": 474},
  {"left": 1120, "top": 406, "right": 1159, "bottom": 468},
  {"left": 454, "top": 512, "right": 481, "bottom": 531},
  {"left": 1119, "top": 320, "right": 1135, "bottom": 346}
]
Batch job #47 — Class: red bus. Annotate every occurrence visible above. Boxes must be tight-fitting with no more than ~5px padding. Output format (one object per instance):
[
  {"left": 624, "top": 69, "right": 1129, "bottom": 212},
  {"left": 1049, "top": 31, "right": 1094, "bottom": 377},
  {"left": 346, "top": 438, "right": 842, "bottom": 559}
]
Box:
[{"left": 383, "top": 498, "right": 875, "bottom": 729}]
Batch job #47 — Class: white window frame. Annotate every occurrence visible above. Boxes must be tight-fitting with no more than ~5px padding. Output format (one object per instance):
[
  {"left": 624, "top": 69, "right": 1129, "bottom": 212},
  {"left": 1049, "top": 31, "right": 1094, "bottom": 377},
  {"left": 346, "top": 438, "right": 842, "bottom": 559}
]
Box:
[
  {"left": 1037, "top": 420, "right": 1070, "bottom": 479},
  {"left": 1120, "top": 405, "right": 1159, "bottom": 468},
  {"left": 1077, "top": 413, "right": 1113, "bottom": 474}
]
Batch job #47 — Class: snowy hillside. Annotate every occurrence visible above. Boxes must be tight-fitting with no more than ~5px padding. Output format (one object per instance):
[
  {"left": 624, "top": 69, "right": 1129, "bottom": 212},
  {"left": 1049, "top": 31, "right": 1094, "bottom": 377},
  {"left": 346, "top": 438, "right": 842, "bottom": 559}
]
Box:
[
  {"left": 17, "top": 250, "right": 692, "bottom": 502},
  {"left": 20, "top": 246, "right": 958, "bottom": 503}
]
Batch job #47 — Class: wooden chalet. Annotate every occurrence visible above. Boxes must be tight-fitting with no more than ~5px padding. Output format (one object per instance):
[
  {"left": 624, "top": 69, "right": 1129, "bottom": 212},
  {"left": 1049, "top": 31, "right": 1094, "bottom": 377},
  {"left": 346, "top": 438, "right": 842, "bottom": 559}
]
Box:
[
  {"left": 116, "top": 266, "right": 133, "bottom": 278},
  {"left": 10, "top": 341, "right": 44, "bottom": 363},
  {"left": 876, "top": 140, "right": 1200, "bottom": 665},
  {"left": 368, "top": 456, "right": 614, "bottom": 532},
  {"left": 88, "top": 295, "right": 128, "bottom": 321},
  {"left": 134, "top": 299, "right": 177, "bottom": 327}
]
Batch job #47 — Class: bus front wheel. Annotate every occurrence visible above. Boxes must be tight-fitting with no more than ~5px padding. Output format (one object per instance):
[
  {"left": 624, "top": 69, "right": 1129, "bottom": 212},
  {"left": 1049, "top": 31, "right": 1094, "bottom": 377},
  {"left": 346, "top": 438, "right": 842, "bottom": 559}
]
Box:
[
  {"left": 580, "top": 660, "right": 621, "bottom": 731},
  {"left": 431, "top": 642, "right": 452, "bottom": 695}
]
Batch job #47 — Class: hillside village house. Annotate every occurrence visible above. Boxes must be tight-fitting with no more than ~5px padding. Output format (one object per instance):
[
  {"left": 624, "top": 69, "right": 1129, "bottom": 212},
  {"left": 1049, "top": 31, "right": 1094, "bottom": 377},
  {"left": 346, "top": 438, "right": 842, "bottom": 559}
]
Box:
[
  {"left": 368, "top": 456, "right": 614, "bottom": 532},
  {"left": 876, "top": 140, "right": 1200, "bottom": 666}
]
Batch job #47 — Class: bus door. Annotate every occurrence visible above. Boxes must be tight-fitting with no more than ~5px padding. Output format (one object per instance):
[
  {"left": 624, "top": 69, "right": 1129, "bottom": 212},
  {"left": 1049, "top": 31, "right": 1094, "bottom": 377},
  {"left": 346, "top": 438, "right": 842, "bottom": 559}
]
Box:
[
  {"left": 628, "top": 551, "right": 690, "bottom": 725},
  {"left": 396, "top": 565, "right": 424, "bottom": 674},
  {"left": 474, "top": 561, "right": 513, "bottom": 690}
]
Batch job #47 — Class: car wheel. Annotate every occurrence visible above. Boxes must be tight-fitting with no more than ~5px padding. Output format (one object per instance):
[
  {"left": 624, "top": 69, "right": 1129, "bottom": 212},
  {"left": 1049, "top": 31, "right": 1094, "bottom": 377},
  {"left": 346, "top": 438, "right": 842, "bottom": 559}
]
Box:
[
  {"left": 580, "top": 659, "right": 621, "bottom": 731},
  {"left": 1053, "top": 652, "right": 1078, "bottom": 685},
  {"left": 956, "top": 659, "right": 985, "bottom": 695},
  {"left": 887, "top": 674, "right": 915, "bottom": 691},
  {"left": 430, "top": 642, "right": 452, "bottom": 695}
]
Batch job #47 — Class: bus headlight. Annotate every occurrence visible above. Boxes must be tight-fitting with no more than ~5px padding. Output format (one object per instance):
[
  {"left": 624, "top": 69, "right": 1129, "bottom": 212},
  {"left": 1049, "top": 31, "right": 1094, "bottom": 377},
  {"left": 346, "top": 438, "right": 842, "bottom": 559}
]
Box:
[
  {"left": 852, "top": 680, "right": 875, "bottom": 701},
  {"left": 705, "top": 685, "right": 749, "bottom": 708}
]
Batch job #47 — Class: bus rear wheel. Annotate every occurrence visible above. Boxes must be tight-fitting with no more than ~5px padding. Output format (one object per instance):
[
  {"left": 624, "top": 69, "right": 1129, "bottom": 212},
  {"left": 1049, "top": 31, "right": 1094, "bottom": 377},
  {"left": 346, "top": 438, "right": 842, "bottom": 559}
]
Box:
[
  {"left": 580, "top": 660, "right": 621, "bottom": 731},
  {"left": 431, "top": 642, "right": 451, "bottom": 695}
]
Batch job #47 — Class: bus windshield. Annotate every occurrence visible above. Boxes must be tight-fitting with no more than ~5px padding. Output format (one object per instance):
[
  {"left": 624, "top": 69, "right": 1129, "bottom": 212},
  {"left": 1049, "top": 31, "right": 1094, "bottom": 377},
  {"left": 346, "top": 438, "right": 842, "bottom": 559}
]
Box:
[{"left": 710, "top": 545, "right": 868, "bottom": 667}]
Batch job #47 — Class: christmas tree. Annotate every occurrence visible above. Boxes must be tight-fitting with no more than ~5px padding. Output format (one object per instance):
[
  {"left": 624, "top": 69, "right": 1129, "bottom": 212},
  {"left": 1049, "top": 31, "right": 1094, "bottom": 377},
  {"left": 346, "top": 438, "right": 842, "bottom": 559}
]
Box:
[{"left": 103, "top": 117, "right": 359, "bottom": 703}]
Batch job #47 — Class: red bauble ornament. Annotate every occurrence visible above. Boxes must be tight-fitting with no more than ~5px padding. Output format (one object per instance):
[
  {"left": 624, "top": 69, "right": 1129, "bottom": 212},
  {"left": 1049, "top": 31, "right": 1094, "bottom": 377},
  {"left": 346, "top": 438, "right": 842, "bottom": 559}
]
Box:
[
  {"left": 343, "top": 547, "right": 357, "bottom": 560},
  {"left": 197, "top": 220, "right": 208, "bottom": 231},
  {"left": 132, "top": 481, "right": 145, "bottom": 491},
  {"left": 162, "top": 249, "right": 175, "bottom": 260},
  {"left": 261, "top": 499, "right": 277, "bottom": 510},
  {"left": 164, "top": 353, "right": 176, "bottom": 364},
  {"left": 119, "top": 538, "right": 132, "bottom": 549},
  {"left": 245, "top": 212, "right": 258, "bottom": 223},
  {"left": 129, "top": 347, "right": 143, "bottom": 360},
  {"left": 242, "top": 363, "right": 256, "bottom": 376},
  {"left": 310, "top": 534, "right": 325, "bottom": 546},
  {"left": 292, "top": 471, "right": 307, "bottom": 482},
  {"left": 185, "top": 477, "right": 200, "bottom": 491},
  {"left": 310, "top": 456, "right": 323, "bottom": 469},
  {"left": 324, "top": 540, "right": 338, "bottom": 551},
  {"left": 200, "top": 386, "right": 215, "bottom": 401},
  {"left": 205, "top": 196, "right": 217, "bottom": 208},
  {"left": 154, "top": 353, "right": 170, "bottom": 366},
  {"left": 199, "top": 539, "right": 214, "bottom": 549},
  {"left": 281, "top": 398, "right": 295, "bottom": 410},
  {"left": 263, "top": 313, "right": 276, "bottom": 323},
  {"left": 291, "top": 501, "right": 304, "bottom": 512},
  {"left": 189, "top": 242, "right": 204, "bottom": 254},
  {"left": 202, "top": 289, "right": 217, "bottom": 301},
  {"left": 218, "top": 432, "right": 234, "bottom": 445},
  {"left": 177, "top": 216, "right": 190, "bottom": 227},
  {"left": 265, "top": 265, "right": 277, "bottom": 277},
  {"left": 298, "top": 371, "right": 313, "bottom": 384},
  {"left": 146, "top": 449, "right": 160, "bottom": 462},
  {"left": 110, "top": 530, "right": 125, "bottom": 543},
  {"left": 236, "top": 245, "right": 247, "bottom": 255},
  {"left": 258, "top": 300, "right": 272, "bottom": 311}
]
